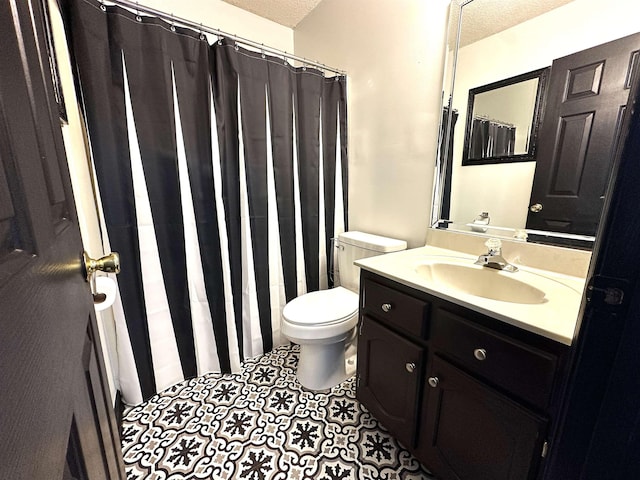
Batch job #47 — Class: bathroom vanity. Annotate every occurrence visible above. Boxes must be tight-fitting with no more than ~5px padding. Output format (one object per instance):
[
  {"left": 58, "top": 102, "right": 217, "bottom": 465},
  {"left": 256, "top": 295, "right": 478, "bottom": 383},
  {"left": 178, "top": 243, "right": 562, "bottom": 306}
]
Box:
[{"left": 355, "top": 244, "right": 586, "bottom": 480}]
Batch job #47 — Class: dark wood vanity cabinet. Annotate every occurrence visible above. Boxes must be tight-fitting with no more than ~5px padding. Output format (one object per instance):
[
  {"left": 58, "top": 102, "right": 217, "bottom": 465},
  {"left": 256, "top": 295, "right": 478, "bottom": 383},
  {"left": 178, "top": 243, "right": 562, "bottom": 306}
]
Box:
[
  {"left": 418, "top": 356, "right": 548, "bottom": 480},
  {"left": 356, "top": 271, "right": 568, "bottom": 480},
  {"left": 357, "top": 316, "right": 425, "bottom": 447},
  {"left": 356, "top": 278, "right": 430, "bottom": 447}
]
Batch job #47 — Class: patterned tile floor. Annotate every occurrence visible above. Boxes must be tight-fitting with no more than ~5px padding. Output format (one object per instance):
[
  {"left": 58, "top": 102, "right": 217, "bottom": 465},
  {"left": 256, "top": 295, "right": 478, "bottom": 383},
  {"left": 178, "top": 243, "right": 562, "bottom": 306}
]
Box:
[{"left": 122, "top": 344, "right": 435, "bottom": 479}]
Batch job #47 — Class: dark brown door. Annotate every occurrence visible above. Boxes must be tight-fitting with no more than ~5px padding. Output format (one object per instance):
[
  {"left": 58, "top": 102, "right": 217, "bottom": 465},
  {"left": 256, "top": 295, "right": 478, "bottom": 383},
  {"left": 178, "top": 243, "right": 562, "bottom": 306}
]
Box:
[
  {"left": 356, "top": 315, "right": 425, "bottom": 448},
  {"left": 0, "top": 1, "right": 124, "bottom": 479},
  {"left": 420, "top": 356, "right": 547, "bottom": 480},
  {"left": 527, "top": 33, "right": 640, "bottom": 236}
]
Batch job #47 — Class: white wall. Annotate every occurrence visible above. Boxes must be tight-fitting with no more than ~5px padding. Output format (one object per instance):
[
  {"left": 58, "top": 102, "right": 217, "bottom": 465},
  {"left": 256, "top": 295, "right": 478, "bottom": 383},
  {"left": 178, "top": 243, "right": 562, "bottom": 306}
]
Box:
[
  {"left": 53, "top": 0, "right": 293, "bottom": 402},
  {"left": 294, "top": 0, "right": 451, "bottom": 248},
  {"left": 450, "top": 0, "right": 640, "bottom": 229}
]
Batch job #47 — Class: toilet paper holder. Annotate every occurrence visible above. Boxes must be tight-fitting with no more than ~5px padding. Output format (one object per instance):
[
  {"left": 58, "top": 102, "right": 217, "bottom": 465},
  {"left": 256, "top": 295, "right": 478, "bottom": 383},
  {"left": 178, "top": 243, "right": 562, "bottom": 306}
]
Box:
[{"left": 82, "top": 251, "right": 120, "bottom": 304}]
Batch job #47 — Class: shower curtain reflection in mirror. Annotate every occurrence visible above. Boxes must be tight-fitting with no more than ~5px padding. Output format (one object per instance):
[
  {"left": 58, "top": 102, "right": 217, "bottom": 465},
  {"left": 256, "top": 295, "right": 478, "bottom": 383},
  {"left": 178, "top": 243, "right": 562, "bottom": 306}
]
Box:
[
  {"left": 462, "top": 67, "right": 549, "bottom": 166},
  {"left": 469, "top": 116, "right": 516, "bottom": 159}
]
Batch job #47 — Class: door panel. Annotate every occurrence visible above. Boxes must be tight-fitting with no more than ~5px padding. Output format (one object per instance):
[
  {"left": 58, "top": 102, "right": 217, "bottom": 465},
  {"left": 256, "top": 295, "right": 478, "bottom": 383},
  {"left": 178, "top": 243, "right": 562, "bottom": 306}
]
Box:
[
  {"left": 527, "top": 33, "right": 640, "bottom": 236},
  {"left": 550, "top": 111, "right": 593, "bottom": 196},
  {"left": 565, "top": 61, "right": 604, "bottom": 100},
  {"left": 81, "top": 319, "right": 123, "bottom": 477},
  {"left": 0, "top": 105, "right": 34, "bottom": 263},
  {"left": 0, "top": 1, "right": 123, "bottom": 478}
]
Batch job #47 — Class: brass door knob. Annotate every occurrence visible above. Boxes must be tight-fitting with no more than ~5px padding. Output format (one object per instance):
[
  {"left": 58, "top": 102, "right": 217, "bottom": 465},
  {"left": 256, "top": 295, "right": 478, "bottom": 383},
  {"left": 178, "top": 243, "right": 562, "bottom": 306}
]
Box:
[{"left": 83, "top": 251, "right": 120, "bottom": 281}]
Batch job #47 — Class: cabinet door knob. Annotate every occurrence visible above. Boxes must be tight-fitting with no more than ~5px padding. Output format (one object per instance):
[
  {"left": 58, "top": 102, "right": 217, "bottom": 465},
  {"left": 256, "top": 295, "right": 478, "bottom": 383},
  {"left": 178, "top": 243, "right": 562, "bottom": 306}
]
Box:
[
  {"left": 381, "top": 303, "right": 392, "bottom": 313},
  {"left": 428, "top": 376, "right": 439, "bottom": 388},
  {"left": 405, "top": 362, "right": 416, "bottom": 373},
  {"left": 474, "top": 348, "right": 487, "bottom": 361}
]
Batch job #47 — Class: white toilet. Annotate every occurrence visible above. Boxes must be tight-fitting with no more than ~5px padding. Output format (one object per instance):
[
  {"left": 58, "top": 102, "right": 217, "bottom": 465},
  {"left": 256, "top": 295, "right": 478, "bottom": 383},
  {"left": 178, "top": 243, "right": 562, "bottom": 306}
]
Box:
[{"left": 282, "top": 231, "right": 407, "bottom": 390}]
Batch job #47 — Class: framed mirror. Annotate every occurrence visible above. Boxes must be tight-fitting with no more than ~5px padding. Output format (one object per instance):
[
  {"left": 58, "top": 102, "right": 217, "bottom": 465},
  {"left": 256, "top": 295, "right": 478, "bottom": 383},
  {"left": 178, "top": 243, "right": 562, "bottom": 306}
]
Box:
[
  {"left": 433, "top": 0, "right": 640, "bottom": 248},
  {"left": 462, "top": 68, "right": 548, "bottom": 165}
]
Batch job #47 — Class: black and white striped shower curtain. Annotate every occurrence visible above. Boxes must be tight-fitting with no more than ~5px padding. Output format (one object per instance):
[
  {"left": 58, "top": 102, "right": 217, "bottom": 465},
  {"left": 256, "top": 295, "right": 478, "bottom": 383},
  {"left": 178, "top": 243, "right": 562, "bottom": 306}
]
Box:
[
  {"left": 66, "top": 0, "right": 348, "bottom": 405},
  {"left": 469, "top": 117, "right": 516, "bottom": 159}
]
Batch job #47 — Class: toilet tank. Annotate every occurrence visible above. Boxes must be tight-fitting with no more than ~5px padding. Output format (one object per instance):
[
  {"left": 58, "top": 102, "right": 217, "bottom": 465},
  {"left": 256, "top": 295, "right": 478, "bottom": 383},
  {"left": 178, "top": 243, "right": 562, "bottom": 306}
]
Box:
[{"left": 337, "top": 231, "right": 407, "bottom": 292}]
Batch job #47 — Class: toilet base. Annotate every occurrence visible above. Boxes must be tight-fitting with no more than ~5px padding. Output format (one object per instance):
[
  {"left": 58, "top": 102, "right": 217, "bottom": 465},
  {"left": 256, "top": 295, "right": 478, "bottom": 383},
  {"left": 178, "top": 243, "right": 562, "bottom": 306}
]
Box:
[{"left": 297, "top": 339, "right": 352, "bottom": 391}]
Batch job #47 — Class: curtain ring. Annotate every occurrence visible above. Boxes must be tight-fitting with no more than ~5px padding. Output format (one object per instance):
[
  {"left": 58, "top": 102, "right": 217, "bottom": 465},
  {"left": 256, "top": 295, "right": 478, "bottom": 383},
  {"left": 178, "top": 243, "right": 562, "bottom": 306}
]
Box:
[
  {"left": 234, "top": 42, "right": 239, "bottom": 51},
  {"left": 99, "top": 0, "right": 106, "bottom": 12},
  {"left": 283, "top": 53, "right": 287, "bottom": 66},
  {"left": 217, "top": 36, "right": 223, "bottom": 45},
  {"left": 261, "top": 44, "right": 266, "bottom": 59},
  {"left": 199, "top": 23, "right": 205, "bottom": 41},
  {"left": 302, "top": 59, "right": 307, "bottom": 71}
]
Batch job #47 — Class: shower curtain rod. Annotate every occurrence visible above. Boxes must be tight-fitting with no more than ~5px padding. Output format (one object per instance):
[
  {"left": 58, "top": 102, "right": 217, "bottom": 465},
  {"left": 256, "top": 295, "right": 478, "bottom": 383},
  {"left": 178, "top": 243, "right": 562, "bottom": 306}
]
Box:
[{"left": 102, "top": 0, "right": 347, "bottom": 76}]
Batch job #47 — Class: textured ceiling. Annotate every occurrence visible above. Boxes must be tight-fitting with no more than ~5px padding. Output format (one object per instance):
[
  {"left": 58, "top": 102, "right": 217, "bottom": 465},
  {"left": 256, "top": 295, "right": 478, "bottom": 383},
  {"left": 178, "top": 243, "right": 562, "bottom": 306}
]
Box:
[
  {"left": 221, "top": 0, "right": 323, "bottom": 28},
  {"left": 222, "top": 0, "right": 576, "bottom": 43},
  {"left": 458, "top": 0, "right": 576, "bottom": 46}
]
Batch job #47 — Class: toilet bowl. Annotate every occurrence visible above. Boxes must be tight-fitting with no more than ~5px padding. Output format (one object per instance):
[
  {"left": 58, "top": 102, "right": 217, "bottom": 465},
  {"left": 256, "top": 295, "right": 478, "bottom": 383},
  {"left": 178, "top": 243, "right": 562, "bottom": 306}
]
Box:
[
  {"left": 282, "top": 231, "right": 407, "bottom": 391},
  {"left": 282, "top": 287, "right": 359, "bottom": 390}
]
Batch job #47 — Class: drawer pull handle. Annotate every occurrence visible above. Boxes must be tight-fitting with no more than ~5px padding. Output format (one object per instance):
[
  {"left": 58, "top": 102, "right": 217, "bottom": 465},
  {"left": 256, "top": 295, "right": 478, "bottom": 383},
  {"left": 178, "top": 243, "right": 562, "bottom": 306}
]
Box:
[
  {"left": 405, "top": 362, "right": 416, "bottom": 373},
  {"left": 474, "top": 348, "right": 487, "bottom": 361},
  {"left": 428, "top": 376, "right": 439, "bottom": 388},
  {"left": 381, "top": 303, "right": 392, "bottom": 313}
]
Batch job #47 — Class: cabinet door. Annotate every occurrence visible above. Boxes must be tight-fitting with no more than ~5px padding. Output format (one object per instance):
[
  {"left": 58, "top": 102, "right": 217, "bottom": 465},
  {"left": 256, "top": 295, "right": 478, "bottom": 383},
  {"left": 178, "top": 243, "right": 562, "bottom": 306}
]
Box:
[
  {"left": 357, "top": 315, "right": 425, "bottom": 448},
  {"left": 420, "top": 356, "right": 547, "bottom": 480}
]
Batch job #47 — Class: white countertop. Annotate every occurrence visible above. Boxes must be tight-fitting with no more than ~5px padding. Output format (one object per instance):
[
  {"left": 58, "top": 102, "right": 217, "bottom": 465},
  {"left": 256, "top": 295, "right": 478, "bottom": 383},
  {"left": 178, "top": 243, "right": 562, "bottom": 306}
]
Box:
[{"left": 356, "top": 246, "right": 586, "bottom": 345}]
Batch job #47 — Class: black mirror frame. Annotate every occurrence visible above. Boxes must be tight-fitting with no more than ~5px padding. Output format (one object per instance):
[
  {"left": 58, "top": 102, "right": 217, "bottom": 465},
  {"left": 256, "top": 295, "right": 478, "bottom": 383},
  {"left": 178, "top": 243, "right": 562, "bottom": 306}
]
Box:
[{"left": 461, "top": 67, "right": 550, "bottom": 166}]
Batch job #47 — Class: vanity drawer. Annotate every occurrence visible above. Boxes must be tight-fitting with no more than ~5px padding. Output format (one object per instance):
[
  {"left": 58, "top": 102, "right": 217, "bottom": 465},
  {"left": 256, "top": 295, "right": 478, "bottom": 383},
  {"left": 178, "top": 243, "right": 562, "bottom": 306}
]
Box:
[
  {"left": 362, "top": 280, "right": 430, "bottom": 338},
  {"left": 432, "top": 309, "right": 557, "bottom": 409}
]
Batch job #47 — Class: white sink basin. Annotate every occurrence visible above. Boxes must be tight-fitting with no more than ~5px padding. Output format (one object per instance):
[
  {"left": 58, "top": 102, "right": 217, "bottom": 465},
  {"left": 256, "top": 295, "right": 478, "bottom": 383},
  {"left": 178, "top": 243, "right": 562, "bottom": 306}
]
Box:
[
  {"left": 355, "top": 246, "right": 587, "bottom": 345},
  {"left": 415, "top": 260, "right": 547, "bottom": 304}
]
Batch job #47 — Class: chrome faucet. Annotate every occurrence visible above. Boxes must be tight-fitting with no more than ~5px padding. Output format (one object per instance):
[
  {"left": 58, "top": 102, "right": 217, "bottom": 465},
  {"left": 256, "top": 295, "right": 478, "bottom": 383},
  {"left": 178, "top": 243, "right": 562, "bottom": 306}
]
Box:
[{"left": 475, "top": 238, "right": 518, "bottom": 272}]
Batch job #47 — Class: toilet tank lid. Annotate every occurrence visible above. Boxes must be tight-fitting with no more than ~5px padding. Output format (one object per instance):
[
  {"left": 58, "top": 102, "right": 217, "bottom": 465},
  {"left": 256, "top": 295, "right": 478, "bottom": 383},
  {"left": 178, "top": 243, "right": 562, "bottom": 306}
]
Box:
[{"left": 338, "top": 231, "right": 407, "bottom": 252}]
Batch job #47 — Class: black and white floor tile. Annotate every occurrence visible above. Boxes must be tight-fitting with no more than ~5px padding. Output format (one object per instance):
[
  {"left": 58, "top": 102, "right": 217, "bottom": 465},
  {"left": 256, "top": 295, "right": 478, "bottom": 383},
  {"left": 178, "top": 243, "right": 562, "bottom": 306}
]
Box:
[{"left": 122, "top": 344, "right": 435, "bottom": 479}]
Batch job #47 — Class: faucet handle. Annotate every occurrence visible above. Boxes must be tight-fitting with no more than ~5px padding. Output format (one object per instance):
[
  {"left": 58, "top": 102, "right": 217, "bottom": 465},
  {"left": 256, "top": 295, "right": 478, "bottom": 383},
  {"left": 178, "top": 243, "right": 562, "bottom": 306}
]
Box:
[{"left": 485, "top": 238, "right": 502, "bottom": 251}]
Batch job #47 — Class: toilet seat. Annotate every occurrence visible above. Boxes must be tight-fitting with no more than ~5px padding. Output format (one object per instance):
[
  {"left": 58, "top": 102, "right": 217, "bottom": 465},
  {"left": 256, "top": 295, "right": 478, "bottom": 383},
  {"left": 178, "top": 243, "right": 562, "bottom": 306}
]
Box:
[{"left": 282, "top": 287, "right": 359, "bottom": 326}]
